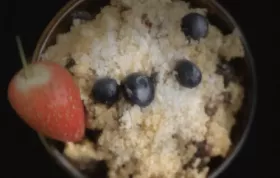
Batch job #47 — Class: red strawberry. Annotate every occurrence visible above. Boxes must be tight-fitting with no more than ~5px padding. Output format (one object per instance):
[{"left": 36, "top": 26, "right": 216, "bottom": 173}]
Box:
[{"left": 8, "top": 36, "right": 85, "bottom": 142}]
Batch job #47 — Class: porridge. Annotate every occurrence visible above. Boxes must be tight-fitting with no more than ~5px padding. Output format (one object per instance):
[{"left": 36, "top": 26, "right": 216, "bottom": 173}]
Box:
[{"left": 42, "top": 0, "right": 245, "bottom": 178}]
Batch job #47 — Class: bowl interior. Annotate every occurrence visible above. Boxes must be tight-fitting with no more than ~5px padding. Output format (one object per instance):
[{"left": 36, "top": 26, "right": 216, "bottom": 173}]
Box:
[{"left": 35, "top": 0, "right": 256, "bottom": 178}]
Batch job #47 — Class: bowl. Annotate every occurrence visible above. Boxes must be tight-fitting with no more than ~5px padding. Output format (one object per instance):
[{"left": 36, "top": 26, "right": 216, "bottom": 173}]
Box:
[{"left": 33, "top": 0, "right": 257, "bottom": 177}]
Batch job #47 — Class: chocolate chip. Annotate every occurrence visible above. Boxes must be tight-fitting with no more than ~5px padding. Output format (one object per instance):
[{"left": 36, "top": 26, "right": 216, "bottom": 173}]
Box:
[
  {"left": 129, "top": 174, "right": 133, "bottom": 178},
  {"left": 204, "top": 102, "right": 218, "bottom": 117},
  {"left": 215, "top": 58, "right": 238, "bottom": 88},
  {"left": 85, "top": 129, "right": 102, "bottom": 144},
  {"left": 65, "top": 57, "right": 76, "bottom": 69}
]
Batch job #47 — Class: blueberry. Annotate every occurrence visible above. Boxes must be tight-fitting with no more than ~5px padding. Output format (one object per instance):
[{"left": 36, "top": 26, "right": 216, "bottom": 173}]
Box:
[
  {"left": 122, "top": 73, "right": 155, "bottom": 107},
  {"left": 175, "top": 60, "right": 202, "bottom": 88},
  {"left": 92, "top": 77, "right": 120, "bottom": 105},
  {"left": 181, "top": 13, "right": 209, "bottom": 40}
]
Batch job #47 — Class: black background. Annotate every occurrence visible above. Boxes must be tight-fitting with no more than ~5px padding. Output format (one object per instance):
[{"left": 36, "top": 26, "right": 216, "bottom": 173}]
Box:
[{"left": 3, "top": 0, "right": 272, "bottom": 177}]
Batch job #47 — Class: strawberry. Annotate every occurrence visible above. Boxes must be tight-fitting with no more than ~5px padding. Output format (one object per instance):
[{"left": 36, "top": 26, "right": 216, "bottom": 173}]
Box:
[{"left": 8, "top": 36, "right": 85, "bottom": 142}]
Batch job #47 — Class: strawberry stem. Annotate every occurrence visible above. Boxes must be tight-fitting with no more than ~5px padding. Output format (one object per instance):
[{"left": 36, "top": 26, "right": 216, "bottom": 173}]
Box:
[{"left": 16, "top": 36, "right": 31, "bottom": 78}]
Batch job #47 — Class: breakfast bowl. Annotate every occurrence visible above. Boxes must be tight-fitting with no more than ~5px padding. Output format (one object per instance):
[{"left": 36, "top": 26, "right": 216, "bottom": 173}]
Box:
[{"left": 33, "top": 0, "right": 257, "bottom": 178}]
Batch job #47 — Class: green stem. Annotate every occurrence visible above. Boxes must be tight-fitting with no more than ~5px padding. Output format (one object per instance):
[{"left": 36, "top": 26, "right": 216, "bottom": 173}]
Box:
[{"left": 15, "top": 36, "right": 30, "bottom": 78}]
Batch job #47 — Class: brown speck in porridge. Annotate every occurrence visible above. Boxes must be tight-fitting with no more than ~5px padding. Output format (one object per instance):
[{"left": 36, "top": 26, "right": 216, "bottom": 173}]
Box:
[
  {"left": 65, "top": 57, "right": 76, "bottom": 69},
  {"left": 120, "top": 5, "right": 131, "bottom": 13},
  {"left": 216, "top": 58, "right": 238, "bottom": 88},
  {"left": 204, "top": 100, "right": 218, "bottom": 117},
  {"left": 141, "top": 13, "right": 153, "bottom": 28},
  {"left": 194, "top": 141, "right": 210, "bottom": 158},
  {"left": 221, "top": 92, "right": 232, "bottom": 105}
]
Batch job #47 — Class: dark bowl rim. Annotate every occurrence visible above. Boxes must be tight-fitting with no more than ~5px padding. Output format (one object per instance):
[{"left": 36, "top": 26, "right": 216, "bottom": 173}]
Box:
[{"left": 34, "top": 0, "right": 257, "bottom": 178}]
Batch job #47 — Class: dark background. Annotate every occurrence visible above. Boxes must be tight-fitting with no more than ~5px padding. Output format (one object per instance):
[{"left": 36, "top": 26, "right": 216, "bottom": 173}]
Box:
[{"left": 3, "top": 0, "right": 271, "bottom": 177}]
